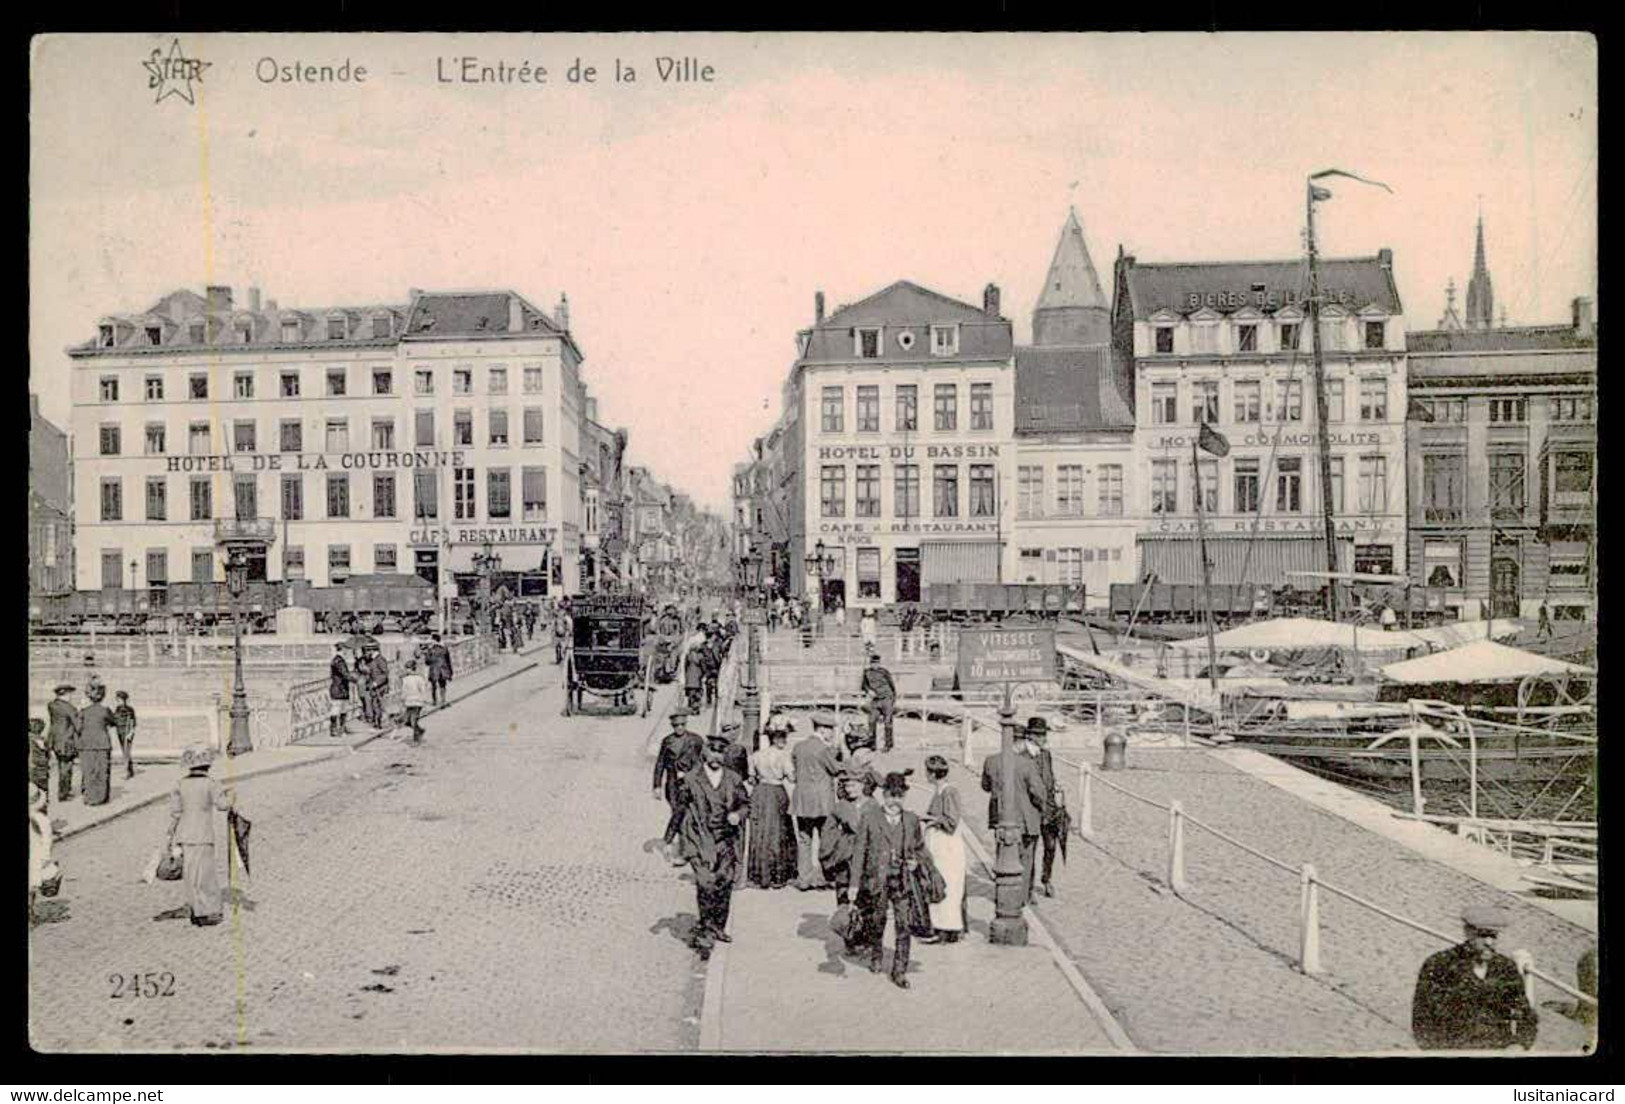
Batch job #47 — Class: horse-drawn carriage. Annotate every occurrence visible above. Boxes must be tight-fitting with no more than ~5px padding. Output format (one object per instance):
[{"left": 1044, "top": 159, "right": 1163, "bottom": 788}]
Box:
[{"left": 562, "top": 594, "right": 655, "bottom": 717}]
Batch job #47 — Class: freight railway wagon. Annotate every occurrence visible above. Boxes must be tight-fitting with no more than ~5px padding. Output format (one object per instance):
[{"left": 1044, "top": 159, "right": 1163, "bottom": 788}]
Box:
[
  {"left": 922, "top": 583, "right": 1085, "bottom": 621},
  {"left": 30, "top": 574, "right": 436, "bottom": 635},
  {"left": 1107, "top": 581, "right": 1460, "bottom": 626}
]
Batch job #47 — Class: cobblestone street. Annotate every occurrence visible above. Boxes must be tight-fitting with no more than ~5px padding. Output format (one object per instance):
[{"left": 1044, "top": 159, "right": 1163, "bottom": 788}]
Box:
[{"left": 29, "top": 663, "right": 707, "bottom": 1053}]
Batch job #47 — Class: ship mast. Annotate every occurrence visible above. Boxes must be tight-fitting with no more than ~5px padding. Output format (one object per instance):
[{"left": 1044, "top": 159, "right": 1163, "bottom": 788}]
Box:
[{"left": 1305, "top": 181, "right": 1342, "bottom": 621}]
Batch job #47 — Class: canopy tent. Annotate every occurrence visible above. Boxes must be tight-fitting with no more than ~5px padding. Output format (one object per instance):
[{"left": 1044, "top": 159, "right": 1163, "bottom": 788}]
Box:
[
  {"left": 1378, "top": 640, "right": 1596, "bottom": 685},
  {"left": 1171, "top": 617, "right": 1428, "bottom": 653},
  {"left": 1406, "top": 619, "right": 1521, "bottom": 650}
]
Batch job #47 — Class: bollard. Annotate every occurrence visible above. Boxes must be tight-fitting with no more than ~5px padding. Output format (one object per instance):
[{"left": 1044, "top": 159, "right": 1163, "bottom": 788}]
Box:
[
  {"left": 961, "top": 712, "right": 974, "bottom": 767},
  {"left": 1102, "top": 727, "right": 1127, "bottom": 771},
  {"left": 1513, "top": 949, "right": 1537, "bottom": 1004},
  {"left": 1167, "top": 800, "right": 1187, "bottom": 894},
  {"left": 1078, "top": 762, "right": 1095, "bottom": 839},
  {"left": 1298, "top": 863, "right": 1323, "bottom": 974},
  {"left": 1183, "top": 703, "right": 1191, "bottom": 746}
]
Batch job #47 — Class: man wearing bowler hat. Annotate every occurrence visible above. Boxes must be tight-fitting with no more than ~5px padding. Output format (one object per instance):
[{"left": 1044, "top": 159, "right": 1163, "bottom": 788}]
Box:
[
  {"left": 679, "top": 734, "right": 751, "bottom": 951},
  {"left": 47, "top": 684, "right": 81, "bottom": 803},
  {"left": 980, "top": 718, "right": 1050, "bottom": 902},
  {"left": 1411, "top": 904, "right": 1539, "bottom": 1050},
  {"left": 652, "top": 707, "right": 704, "bottom": 865}
]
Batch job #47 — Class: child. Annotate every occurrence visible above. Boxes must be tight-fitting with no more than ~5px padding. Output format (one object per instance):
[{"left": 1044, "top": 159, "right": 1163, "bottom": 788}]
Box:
[{"left": 113, "top": 691, "right": 139, "bottom": 779}]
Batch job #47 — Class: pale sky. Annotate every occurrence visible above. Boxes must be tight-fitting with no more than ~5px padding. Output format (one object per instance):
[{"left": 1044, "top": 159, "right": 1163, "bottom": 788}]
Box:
[{"left": 30, "top": 32, "right": 1596, "bottom": 513}]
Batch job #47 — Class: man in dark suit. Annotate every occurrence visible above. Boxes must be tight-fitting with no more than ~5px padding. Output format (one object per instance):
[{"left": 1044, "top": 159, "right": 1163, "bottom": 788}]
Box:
[
  {"left": 980, "top": 722, "right": 1050, "bottom": 901},
  {"left": 1412, "top": 905, "right": 1538, "bottom": 1050},
  {"left": 47, "top": 684, "right": 81, "bottom": 802},
  {"left": 680, "top": 735, "right": 751, "bottom": 952},
  {"left": 424, "top": 633, "right": 454, "bottom": 707},
  {"left": 652, "top": 708, "right": 705, "bottom": 865},
  {"left": 1027, "top": 718, "right": 1067, "bottom": 898}
]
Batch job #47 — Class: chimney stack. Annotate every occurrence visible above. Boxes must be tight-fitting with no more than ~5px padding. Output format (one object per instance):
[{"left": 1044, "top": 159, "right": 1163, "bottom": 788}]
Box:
[
  {"left": 509, "top": 295, "right": 525, "bottom": 333},
  {"left": 815, "top": 291, "right": 825, "bottom": 323},
  {"left": 266, "top": 299, "right": 278, "bottom": 313},
  {"left": 205, "top": 285, "right": 233, "bottom": 313},
  {"left": 248, "top": 287, "right": 261, "bottom": 312},
  {"left": 1573, "top": 296, "right": 1594, "bottom": 340},
  {"left": 1378, "top": 248, "right": 1393, "bottom": 269},
  {"left": 556, "top": 293, "right": 571, "bottom": 332},
  {"left": 586, "top": 396, "right": 599, "bottom": 423},
  {"left": 983, "top": 283, "right": 1001, "bottom": 318}
]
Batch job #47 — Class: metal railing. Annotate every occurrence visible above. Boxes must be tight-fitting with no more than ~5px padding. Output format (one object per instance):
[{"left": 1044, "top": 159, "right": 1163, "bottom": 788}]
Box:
[{"left": 287, "top": 633, "right": 499, "bottom": 744}]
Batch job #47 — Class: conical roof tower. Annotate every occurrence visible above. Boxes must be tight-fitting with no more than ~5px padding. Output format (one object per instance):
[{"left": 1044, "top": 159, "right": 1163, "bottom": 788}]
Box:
[
  {"left": 1032, "top": 207, "right": 1110, "bottom": 347},
  {"left": 1465, "top": 213, "right": 1495, "bottom": 330}
]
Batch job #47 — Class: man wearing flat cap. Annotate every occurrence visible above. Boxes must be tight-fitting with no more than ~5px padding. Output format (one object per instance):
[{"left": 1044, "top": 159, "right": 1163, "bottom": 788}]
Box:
[
  {"left": 980, "top": 720, "right": 1050, "bottom": 902},
  {"left": 790, "top": 713, "right": 842, "bottom": 891},
  {"left": 1411, "top": 904, "right": 1539, "bottom": 1050},
  {"left": 47, "top": 684, "right": 82, "bottom": 803},
  {"left": 653, "top": 708, "right": 704, "bottom": 864},
  {"left": 679, "top": 734, "right": 751, "bottom": 951},
  {"left": 1027, "top": 718, "right": 1068, "bottom": 898}
]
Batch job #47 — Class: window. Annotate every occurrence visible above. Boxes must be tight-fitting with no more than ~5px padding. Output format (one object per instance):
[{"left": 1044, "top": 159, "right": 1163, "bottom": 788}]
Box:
[
  {"left": 1354, "top": 544, "right": 1395, "bottom": 576},
  {"left": 1233, "top": 381, "right": 1261, "bottom": 423},
  {"left": 1279, "top": 322, "right": 1300, "bottom": 351},
  {"left": 489, "top": 409, "right": 510, "bottom": 446},
  {"left": 453, "top": 410, "right": 473, "bottom": 447},
  {"left": 1326, "top": 456, "right": 1345, "bottom": 514},
  {"left": 99, "top": 477, "right": 122, "bottom": 521},
  {"left": 281, "top": 319, "right": 301, "bottom": 343},
  {"left": 1489, "top": 452, "right": 1525, "bottom": 516},
  {"left": 856, "top": 386, "right": 880, "bottom": 432},
  {"left": 856, "top": 328, "right": 882, "bottom": 358},
  {"left": 453, "top": 369, "right": 472, "bottom": 395},
  {"left": 1197, "top": 459, "right": 1218, "bottom": 514},
  {"left": 855, "top": 464, "right": 881, "bottom": 517},
  {"left": 821, "top": 465, "right": 846, "bottom": 518},
  {"left": 372, "top": 315, "right": 392, "bottom": 340},
  {"left": 327, "top": 316, "right": 346, "bottom": 341},
  {"left": 234, "top": 475, "right": 257, "bottom": 521},
  {"left": 371, "top": 418, "right": 395, "bottom": 450},
  {"left": 932, "top": 465, "right": 959, "bottom": 518},
  {"left": 488, "top": 367, "right": 508, "bottom": 394},
  {"left": 1423, "top": 453, "right": 1465, "bottom": 521},
  {"left": 1017, "top": 466, "right": 1044, "bottom": 519},
  {"left": 374, "top": 543, "right": 398, "bottom": 571},
  {"left": 325, "top": 419, "right": 349, "bottom": 453},
  {"left": 1549, "top": 540, "right": 1590, "bottom": 589},
  {"left": 1552, "top": 396, "right": 1593, "bottom": 423},
  {"left": 487, "top": 469, "right": 510, "bottom": 520},
  {"left": 969, "top": 465, "right": 996, "bottom": 517},
  {"left": 413, "top": 470, "right": 439, "bottom": 521},
  {"left": 1431, "top": 397, "right": 1466, "bottom": 422},
  {"left": 413, "top": 369, "right": 434, "bottom": 396},
  {"left": 281, "top": 474, "right": 303, "bottom": 521},
  {"left": 1364, "top": 320, "right": 1386, "bottom": 350},
  {"left": 970, "top": 383, "right": 994, "bottom": 431},
  {"left": 1056, "top": 548, "right": 1083, "bottom": 586},
  {"left": 522, "top": 467, "right": 547, "bottom": 522},
  {"left": 1154, "top": 326, "right": 1174, "bottom": 354},
  {"left": 856, "top": 547, "right": 882, "bottom": 599},
  {"left": 1018, "top": 548, "right": 1043, "bottom": 583},
  {"left": 1233, "top": 458, "right": 1261, "bottom": 514},
  {"left": 1098, "top": 465, "right": 1124, "bottom": 516},
  {"left": 1326, "top": 379, "right": 1345, "bottom": 423},
  {"left": 326, "top": 368, "right": 347, "bottom": 396},
  {"left": 280, "top": 371, "right": 301, "bottom": 398},
  {"left": 145, "top": 477, "right": 167, "bottom": 521},
  {"left": 895, "top": 385, "right": 918, "bottom": 431},
  {"left": 145, "top": 423, "right": 165, "bottom": 454},
  {"left": 934, "top": 384, "right": 957, "bottom": 431},
  {"left": 407, "top": 409, "right": 432, "bottom": 450},
  {"left": 1192, "top": 325, "right": 1218, "bottom": 354},
  {"left": 237, "top": 320, "right": 254, "bottom": 344},
  {"left": 373, "top": 473, "right": 397, "bottom": 519},
  {"left": 1056, "top": 465, "right": 1085, "bottom": 517},
  {"left": 1423, "top": 539, "right": 1463, "bottom": 588},
  {"left": 1237, "top": 324, "right": 1258, "bottom": 353},
  {"left": 1151, "top": 383, "right": 1178, "bottom": 425},
  {"left": 1358, "top": 455, "right": 1388, "bottom": 513},
  {"left": 280, "top": 419, "right": 302, "bottom": 453},
  {"left": 1150, "top": 460, "right": 1178, "bottom": 515},
  {"left": 233, "top": 420, "right": 256, "bottom": 453},
  {"left": 523, "top": 407, "right": 544, "bottom": 445},
  {"left": 326, "top": 473, "right": 350, "bottom": 519},
  {"left": 145, "top": 376, "right": 164, "bottom": 401},
  {"left": 1274, "top": 380, "right": 1303, "bottom": 422},
  {"left": 893, "top": 464, "right": 920, "bottom": 519},
  {"left": 373, "top": 369, "right": 393, "bottom": 396},
  {"left": 931, "top": 325, "right": 958, "bottom": 356},
  {"left": 1319, "top": 319, "right": 1346, "bottom": 351},
  {"left": 101, "top": 550, "right": 123, "bottom": 589},
  {"left": 189, "top": 422, "right": 211, "bottom": 454},
  {"left": 189, "top": 477, "right": 212, "bottom": 521},
  {"left": 1553, "top": 452, "right": 1593, "bottom": 506},
  {"left": 146, "top": 549, "right": 168, "bottom": 584},
  {"left": 523, "top": 366, "right": 544, "bottom": 394},
  {"left": 234, "top": 372, "right": 254, "bottom": 399},
  {"left": 1275, "top": 457, "right": 1303, "bottom": 513},
  {"left": 1191, "top": 381, "right": 1220, "bottom": 425},
  {"left": 328, "top": 544, "right": 351, "bottom": 576},
  {"left": 821, "top": 387, "right": 844, "bottom": 433},
  {"left": 189, "top": 322, "right": 206, "bottom": 345},
  {"left": 1359, "top": 377, "right": 1387, "bottom": 421},
  {"left": 454, "top": 468, "right": 475, "bottom": 521},
  {"left": 191, "top": 547, "right": 214, "bottom": 583},
  {"left": 99, "top": 325, "right": 115, "bottom": 349},
  {"left": 100, "top": 376, "right": 119, "bottom": 402},
  {"left": 1489, "top": 398, "right": 1527, "bottom": 423},
  {"left": 99, "top": 424, "right": 121, "bottom": 456}
]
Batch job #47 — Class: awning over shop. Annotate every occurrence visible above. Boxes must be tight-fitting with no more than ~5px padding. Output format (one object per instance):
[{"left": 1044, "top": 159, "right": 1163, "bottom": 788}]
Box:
[
  {"left": 921, "top": 540, "right": 1001, "bottom": 585},
  {"left": 1138, "top": 534, "right": 1351, "bottom": 588},
  {"left": 1171, "top": 616, "right": 1428, "bottom": 652},
  {"left": 1378, "top": 639, "right": 1595, "bottom": 685}
]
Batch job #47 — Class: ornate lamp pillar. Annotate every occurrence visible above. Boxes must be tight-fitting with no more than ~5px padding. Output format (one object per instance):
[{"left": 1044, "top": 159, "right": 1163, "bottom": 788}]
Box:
[
  {"left": 215, "top": 518, "right": 273, "bottom": 758},
  {"left": 988, "top": 696, "right": 1030, "bottom": 945},
  {"left": 740, "top": 550, "right": 764, "bottom": 744}
]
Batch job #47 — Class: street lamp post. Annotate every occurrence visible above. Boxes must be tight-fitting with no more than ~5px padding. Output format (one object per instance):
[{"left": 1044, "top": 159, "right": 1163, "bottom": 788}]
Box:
[
  {"left": 740, "top": 549, "right": 764, "bottom": 746},
  {"left": 473, "top": 540, "right": 502, "bottom": 636},
  {"left": 988, "top": 693, "right": 1029, "bottom": 945},
  {"left": 225, "top": 547, "right": 253, "bottom": 757}
]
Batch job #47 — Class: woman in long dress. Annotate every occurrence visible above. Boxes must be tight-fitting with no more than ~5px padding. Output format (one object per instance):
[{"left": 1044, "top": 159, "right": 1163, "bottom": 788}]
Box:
[
  {"left": 746, "top": 726, "right": 797, "bottom": 888},
  {"left": 166, "top": 746, "right": 236, "bottom": 926},
  {"left": 921, "top": 755, "right": 968, "bottom": 943}
]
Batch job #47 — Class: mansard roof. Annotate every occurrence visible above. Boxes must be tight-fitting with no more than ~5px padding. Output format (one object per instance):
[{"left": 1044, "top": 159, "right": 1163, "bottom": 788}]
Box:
[{"left": 1121, "top": 254, "right": 1401, "bottom": 321}]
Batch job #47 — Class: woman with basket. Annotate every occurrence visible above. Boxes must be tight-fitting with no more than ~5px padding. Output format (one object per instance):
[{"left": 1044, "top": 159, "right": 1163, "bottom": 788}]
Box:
[{"left": 163, "top": 746, "right": 237, "bottom": 927}]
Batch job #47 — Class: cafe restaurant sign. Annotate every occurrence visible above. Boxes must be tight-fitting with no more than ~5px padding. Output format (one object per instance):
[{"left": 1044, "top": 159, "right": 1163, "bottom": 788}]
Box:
[
  {"left": 956, "top": 627, "right": 1057, "bottom": 688},
  {"left": 409, "top": 525, "right": 558, "bottom": 546}
]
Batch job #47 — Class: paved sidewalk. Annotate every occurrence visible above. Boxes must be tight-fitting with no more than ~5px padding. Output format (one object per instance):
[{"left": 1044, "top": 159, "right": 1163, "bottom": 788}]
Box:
[{"left": 46, "top": 648, "right": 543, "bottom": 841}]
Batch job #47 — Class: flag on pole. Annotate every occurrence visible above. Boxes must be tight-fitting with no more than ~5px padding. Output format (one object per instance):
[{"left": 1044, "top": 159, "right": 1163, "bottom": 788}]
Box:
[
  {"left": 1310, "top": 185, "right": 1333, "bottom": 201},
  {"left": 1309, "top": 168, "right": 1395, "bottom": 199},
  {"left": 1197, "top": 421, "right": 1231, "bottom": 458},
  {"left": 228, "top": 809, "right": 252, "bottom": 878}
]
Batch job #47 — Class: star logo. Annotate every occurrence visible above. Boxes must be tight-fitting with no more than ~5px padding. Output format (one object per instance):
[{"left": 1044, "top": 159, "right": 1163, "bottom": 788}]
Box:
[{"left": 143, "top": 39, "right": 210, "bottom": 106}]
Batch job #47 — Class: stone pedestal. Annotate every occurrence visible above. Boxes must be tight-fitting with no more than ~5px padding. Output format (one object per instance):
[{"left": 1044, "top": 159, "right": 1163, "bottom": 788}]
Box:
[{"left": 276, "top": 606, "right": 316, "bottom": 637}]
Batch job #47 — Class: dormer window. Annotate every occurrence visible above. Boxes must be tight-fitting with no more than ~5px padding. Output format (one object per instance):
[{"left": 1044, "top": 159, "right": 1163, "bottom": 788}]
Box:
[
  {"left": 99, "top": 325, "right": 115, "bottom": 348},
  {"left": 855, "top": 327, "right": 882, "bottom": 359},
  {"left": 188, "top": 322, "right": 206, "bottom": 344},
  {"left": 930, "top": 325, "right": 959, "bottom": 356},
  {"left": 326, "top": 315, "right": 346, "bottom": 341},
  {"left": 1236, "top": 324, "right": 1258, "bottom": 352},
  {"left": 372, "top": 314, "right": 391, "bottom": 339},
  {"left": 1364, "top": 320, "right": 1386, "bottom": 350},
  {"left": 1278, "top": 322, "right": 1300, "bottom": 351},
  {"left": 1154, "top": 326, "right": 1174, "bottom": 354},
  {"left": 1191, "top": 323, "right": 1219, "bottom": 354},
  {"left": 237, "top": 321, "right": 253, "bottom": 344},
  {"left": 146, "top": 326, "right": 162, "bottom": 346},
  {"left": 281, "top": 318, "right": 301, "bottom": 343}
]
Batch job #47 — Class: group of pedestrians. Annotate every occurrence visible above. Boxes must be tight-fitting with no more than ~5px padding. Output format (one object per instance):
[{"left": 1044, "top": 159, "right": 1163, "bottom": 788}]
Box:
[
  {"left": 36, "top": 672, "right": 140, "bottom": 810},
  {"left": 681, "top": 619, "right": 736, "bottom": 713},
  {"left": 325, "top": 635, "right": 454, "bottom": 742}
]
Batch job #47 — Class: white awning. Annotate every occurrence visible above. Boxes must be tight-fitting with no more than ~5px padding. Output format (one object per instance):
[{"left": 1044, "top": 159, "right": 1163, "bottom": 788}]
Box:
[
  {"left": 921, "top": 541, "right": 1001, "bottom": 585},
  {"left": 1171, "top": 616, "right": 1428, "bottom": 652},
  {"left": 1379, "top": 640, "right": 1596, "bottom": 685}
]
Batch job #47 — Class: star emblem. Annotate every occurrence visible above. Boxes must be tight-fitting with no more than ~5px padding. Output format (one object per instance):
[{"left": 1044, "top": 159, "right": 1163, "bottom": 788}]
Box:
[{"left": 143, "top": 39, "right": 211, "bottom": 106}]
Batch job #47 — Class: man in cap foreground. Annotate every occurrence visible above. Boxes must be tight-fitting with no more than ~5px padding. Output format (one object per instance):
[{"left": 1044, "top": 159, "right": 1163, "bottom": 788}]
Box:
[
  {"left": 1027, "top": 718, "right": 1068, "bottom": 898},
  {"left": 980, "top": 719, "right": 1050, "bottom": 902},
  {"left": 1411, "top": 904, "right": 1539, "bottom": 1050},
  {"left": 790, "top": 713, "right": 842, "bottom": 890},
  {"left": 652, "top": 708, "right": 704, "bottom": 865},
  {"left": 47, "top": 684, "right": 81, "bottom": 802},
  {"left": 859, "top": 652, "right": 898, "bottom": 752},
  {"left": 679, "top": 735, "right": 751, "bottom": 951},
  {"left": 717, "top": 722, "right": 751, "bottom": 780}
]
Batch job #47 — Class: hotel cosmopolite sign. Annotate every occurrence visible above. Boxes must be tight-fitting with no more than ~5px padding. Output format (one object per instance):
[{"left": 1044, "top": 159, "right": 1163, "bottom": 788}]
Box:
[{"left": 956, "top": 628, "right": 1057, "bottom": 689}]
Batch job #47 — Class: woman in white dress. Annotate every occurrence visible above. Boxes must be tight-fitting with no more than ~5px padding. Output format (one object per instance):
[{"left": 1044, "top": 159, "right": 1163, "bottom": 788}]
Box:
[{"left": 920, "top": 754, "right": 967, "bottom": 943}]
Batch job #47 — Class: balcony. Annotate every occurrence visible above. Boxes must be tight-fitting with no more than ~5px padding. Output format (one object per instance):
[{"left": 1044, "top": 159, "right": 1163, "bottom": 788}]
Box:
[{"left": 214, "top": 518, "right": 277, "bottom": 545}]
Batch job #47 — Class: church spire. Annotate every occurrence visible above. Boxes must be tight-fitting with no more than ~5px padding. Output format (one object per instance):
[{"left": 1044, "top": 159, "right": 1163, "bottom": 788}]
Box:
[
  {"left": 1438, "top": 277, "right": 1464, "bottom": 331},
  {"left": 1465, "top": 212, "right": 1495, "bottom": 329},
  {"left": 1032, "top": 206, "right": 1110, "bottom": 347}
]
